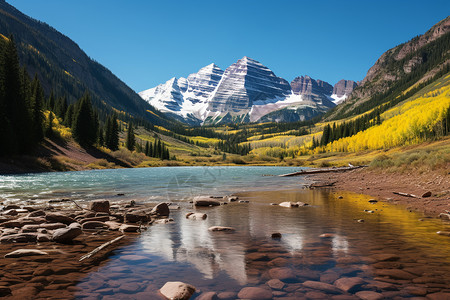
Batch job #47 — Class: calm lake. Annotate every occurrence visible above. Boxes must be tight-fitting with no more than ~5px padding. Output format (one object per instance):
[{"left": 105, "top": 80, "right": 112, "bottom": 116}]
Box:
[{"left": 1, "top": 166, "right": 449, "bottom": 299}]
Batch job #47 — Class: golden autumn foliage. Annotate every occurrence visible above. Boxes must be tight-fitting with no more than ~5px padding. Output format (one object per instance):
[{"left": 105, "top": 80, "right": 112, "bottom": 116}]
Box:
[
  {"left": 44, "top": 111, "right": 72, "bottom": 139},
  {"left": 324, "top": 86, "right": 450, "bottom": 152}
]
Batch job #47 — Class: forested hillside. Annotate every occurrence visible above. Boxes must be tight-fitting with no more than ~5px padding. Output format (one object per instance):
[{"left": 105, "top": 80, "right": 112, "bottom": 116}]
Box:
[{"left": 0, "top": 0, "right": 174, "bottom": 128}]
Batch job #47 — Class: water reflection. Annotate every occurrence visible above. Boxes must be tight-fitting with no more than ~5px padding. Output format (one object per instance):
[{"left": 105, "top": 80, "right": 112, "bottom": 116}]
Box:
[{"left": 77, "top": 189, "right": 450, "bottom": 298}]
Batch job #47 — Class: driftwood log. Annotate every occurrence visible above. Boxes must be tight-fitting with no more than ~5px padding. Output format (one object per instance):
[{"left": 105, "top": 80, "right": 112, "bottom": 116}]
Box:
[
  {"left": 79, "top": 235, "right": 124, "bottom": 262},
  {"left": 279, "top": 165, "right": 366, "bottom": 177},
  {"left": 393, "top": 191, "right": 420, "bottom": 198}
]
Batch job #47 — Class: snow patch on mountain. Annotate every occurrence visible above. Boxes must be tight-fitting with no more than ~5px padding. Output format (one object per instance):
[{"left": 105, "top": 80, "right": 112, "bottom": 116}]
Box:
[{"left": 330, "top": 94, "right": 348, "bottom": 104}]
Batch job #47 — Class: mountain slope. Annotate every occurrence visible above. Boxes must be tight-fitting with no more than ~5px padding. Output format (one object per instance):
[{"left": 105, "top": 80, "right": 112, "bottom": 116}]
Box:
[
  {"left": 0, "top": 0, "right": 173, "bottom": 126},
  {"left": 328, "top": 16, "right": 450, "bottom": 120}
]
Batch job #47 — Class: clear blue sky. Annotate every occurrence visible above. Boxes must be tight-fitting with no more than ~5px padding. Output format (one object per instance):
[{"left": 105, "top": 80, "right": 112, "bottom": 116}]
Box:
[{"left": 7, "top": 0, "right": 450, "bottom": 92}]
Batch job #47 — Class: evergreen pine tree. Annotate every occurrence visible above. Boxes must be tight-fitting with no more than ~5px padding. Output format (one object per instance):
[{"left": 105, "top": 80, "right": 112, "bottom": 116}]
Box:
[
  {"left": 98, "top": 127, "right": 104, "bottom": 146},
  {"left": 64, "top": 104, "right": 75, "bottom": 127},
  {"left": 110, "top": 115, "right": 119, "bottom": 150},
  {"left": 126, "top": 122, "right": 135, "bottom": 151},
  {"left": 72, "top": 92, "right": 98, "bottom": 147},
  {"left": 45, "top": 112, "right": 54, "bottom": 138},
  {"left": 31, "top": 74, "right": 44, "bottom": 144},
  {"left": 3, "top": 36, "right": 33, "bottom": 153},
  {"left": 47, "top": 90, "right": 55, "bottom": 111}
]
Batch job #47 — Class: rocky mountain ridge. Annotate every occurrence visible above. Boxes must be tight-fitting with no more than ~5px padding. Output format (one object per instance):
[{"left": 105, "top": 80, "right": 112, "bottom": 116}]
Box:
[
  {"left": 140, "top": 57, "right": 356, "bottom": 125},
  {"left": 339, "top": 16, "right": 450, "bottom": 116}
]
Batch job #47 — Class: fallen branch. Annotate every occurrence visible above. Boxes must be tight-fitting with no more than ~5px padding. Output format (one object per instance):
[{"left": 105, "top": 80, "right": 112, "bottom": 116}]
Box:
[
  {"left": 279, "top": 165, "right": 366, "bottom": 177},
  {"left": 393, "top": 191, "right": 420, "bottom": 198},
  {"left": 79, "top": 235, "right": 124, "bottom": 262},
  {"left": 71, "top": 199, "right": 88, "bottom": 211}
]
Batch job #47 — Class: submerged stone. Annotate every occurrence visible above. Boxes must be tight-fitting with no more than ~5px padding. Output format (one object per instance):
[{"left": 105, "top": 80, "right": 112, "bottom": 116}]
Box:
[
  {"left": 160, "top": 281, "right": 196, "bottom": 300},
  {"left": 237, "top": 287, "right": 272, "bottom": 299}
]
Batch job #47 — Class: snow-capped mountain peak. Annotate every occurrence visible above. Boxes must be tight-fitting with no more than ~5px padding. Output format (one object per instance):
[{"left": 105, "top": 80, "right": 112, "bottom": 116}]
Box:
[{"left": 139, "top": 57, "right": 354, "bottom": 125}]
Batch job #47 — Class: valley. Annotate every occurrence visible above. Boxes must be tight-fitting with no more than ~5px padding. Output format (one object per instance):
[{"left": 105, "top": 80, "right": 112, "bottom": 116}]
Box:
[{"left": 0, "top": 1, "right": 449, "bottom": 299}]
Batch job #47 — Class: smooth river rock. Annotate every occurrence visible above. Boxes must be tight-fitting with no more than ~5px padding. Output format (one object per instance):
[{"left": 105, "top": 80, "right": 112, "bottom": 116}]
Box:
[
  {"left": 159, "top": 281, "right": 196, "bottom": 300},
  {"left": 186, "top": 212, "right": 207, "bottom": 220},
  {"left": 45, "top": 213, "right": 76, "bottom": 225},
  {"left": 302, "top": 280, "right": 342, "bottom": 294},
  {"left": 194, "top": 196, "right": 221, "bottom": 207},
  {"left": 354, "top": 291, "right": 384, "bottom": 300},
  {"left": 52, "top": 223, "right": 82, "bottom": 243},
  {"left": 334, "top": 277, "right": 365, "bottom": 293},
  {"left": 269, "top": 267, "right": 297, "bottom": 282},
  {"left": 208, "top": 226, "right": 235, "bottom": 232},
  {"left": 374, "top": 269, "right": 415, "bottom": 280},
  {"left": 5, "top": 249, "right": 48, "bottom": 258},
  {"left": 237, "top": 287, "right": 273, "bottom": 299},
  {"left": 151, "top": 202, "right": 170, "bottom": 217}
]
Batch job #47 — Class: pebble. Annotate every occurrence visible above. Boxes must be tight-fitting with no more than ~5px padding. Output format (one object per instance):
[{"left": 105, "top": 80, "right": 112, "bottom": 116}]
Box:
[
  {"left": 421, "top": 191, "right": 432, "bottom": 197},
  {"left": 208, "top": 226, "right": 235, "bottom": 232},
  {"left": 271, "top": 232, "right": 282, "bottom": 239}
]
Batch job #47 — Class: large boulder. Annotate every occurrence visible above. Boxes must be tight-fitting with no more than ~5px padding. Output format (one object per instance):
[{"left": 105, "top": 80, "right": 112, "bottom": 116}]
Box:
[
  {"left": 52, "top": 223, "right": 82, "bottom": 243},
  {"left": 151, "top": 203, "right": 170, "bottom": 217},
  {"left": 193, "top": 196, "right": 221, "bottom": 207},
  {"left": 89, "top": 200, "right": 110, "bottom": 213},
  {"left": 160, "top": 281, "right": 196, "bottom": 300}
]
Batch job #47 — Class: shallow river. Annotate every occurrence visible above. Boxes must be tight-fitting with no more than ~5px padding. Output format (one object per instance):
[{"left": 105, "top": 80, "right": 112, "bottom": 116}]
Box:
[{"left": 1, "top": 166, "right": 449, "bottom": 299}]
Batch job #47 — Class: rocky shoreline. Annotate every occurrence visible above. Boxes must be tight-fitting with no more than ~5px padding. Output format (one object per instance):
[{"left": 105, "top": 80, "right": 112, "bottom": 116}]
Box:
[
  {"left": 307, "top": 168, "right": 450, "bottom": 219},
  {"left": 1, "top": 178, "right": 450, "bottom": 299},
  {"left": 0, "top": 198, "right": 174, "bottom": 299}
]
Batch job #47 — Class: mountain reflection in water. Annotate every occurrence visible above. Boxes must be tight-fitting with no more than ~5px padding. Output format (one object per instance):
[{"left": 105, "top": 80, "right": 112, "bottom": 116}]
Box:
[{"left": 77, "top": 188, "right": 450, "bottom": 298}]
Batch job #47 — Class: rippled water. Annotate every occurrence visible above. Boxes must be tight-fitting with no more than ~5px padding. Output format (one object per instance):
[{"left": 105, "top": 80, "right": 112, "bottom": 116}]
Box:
[{"left": 0, "top": 166, "right": 305, "bottom": 205}]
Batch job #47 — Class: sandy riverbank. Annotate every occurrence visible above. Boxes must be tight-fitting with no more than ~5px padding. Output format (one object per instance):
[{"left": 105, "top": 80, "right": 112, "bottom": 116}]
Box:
[{"left": 307, "top": 168, "right": 450, "bottom": 218}]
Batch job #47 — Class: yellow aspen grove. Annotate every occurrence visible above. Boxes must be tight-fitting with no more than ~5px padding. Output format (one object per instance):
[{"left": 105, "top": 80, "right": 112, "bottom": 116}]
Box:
[{"left": 324, "top": 86, "right": 450, "bottom": 153}]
